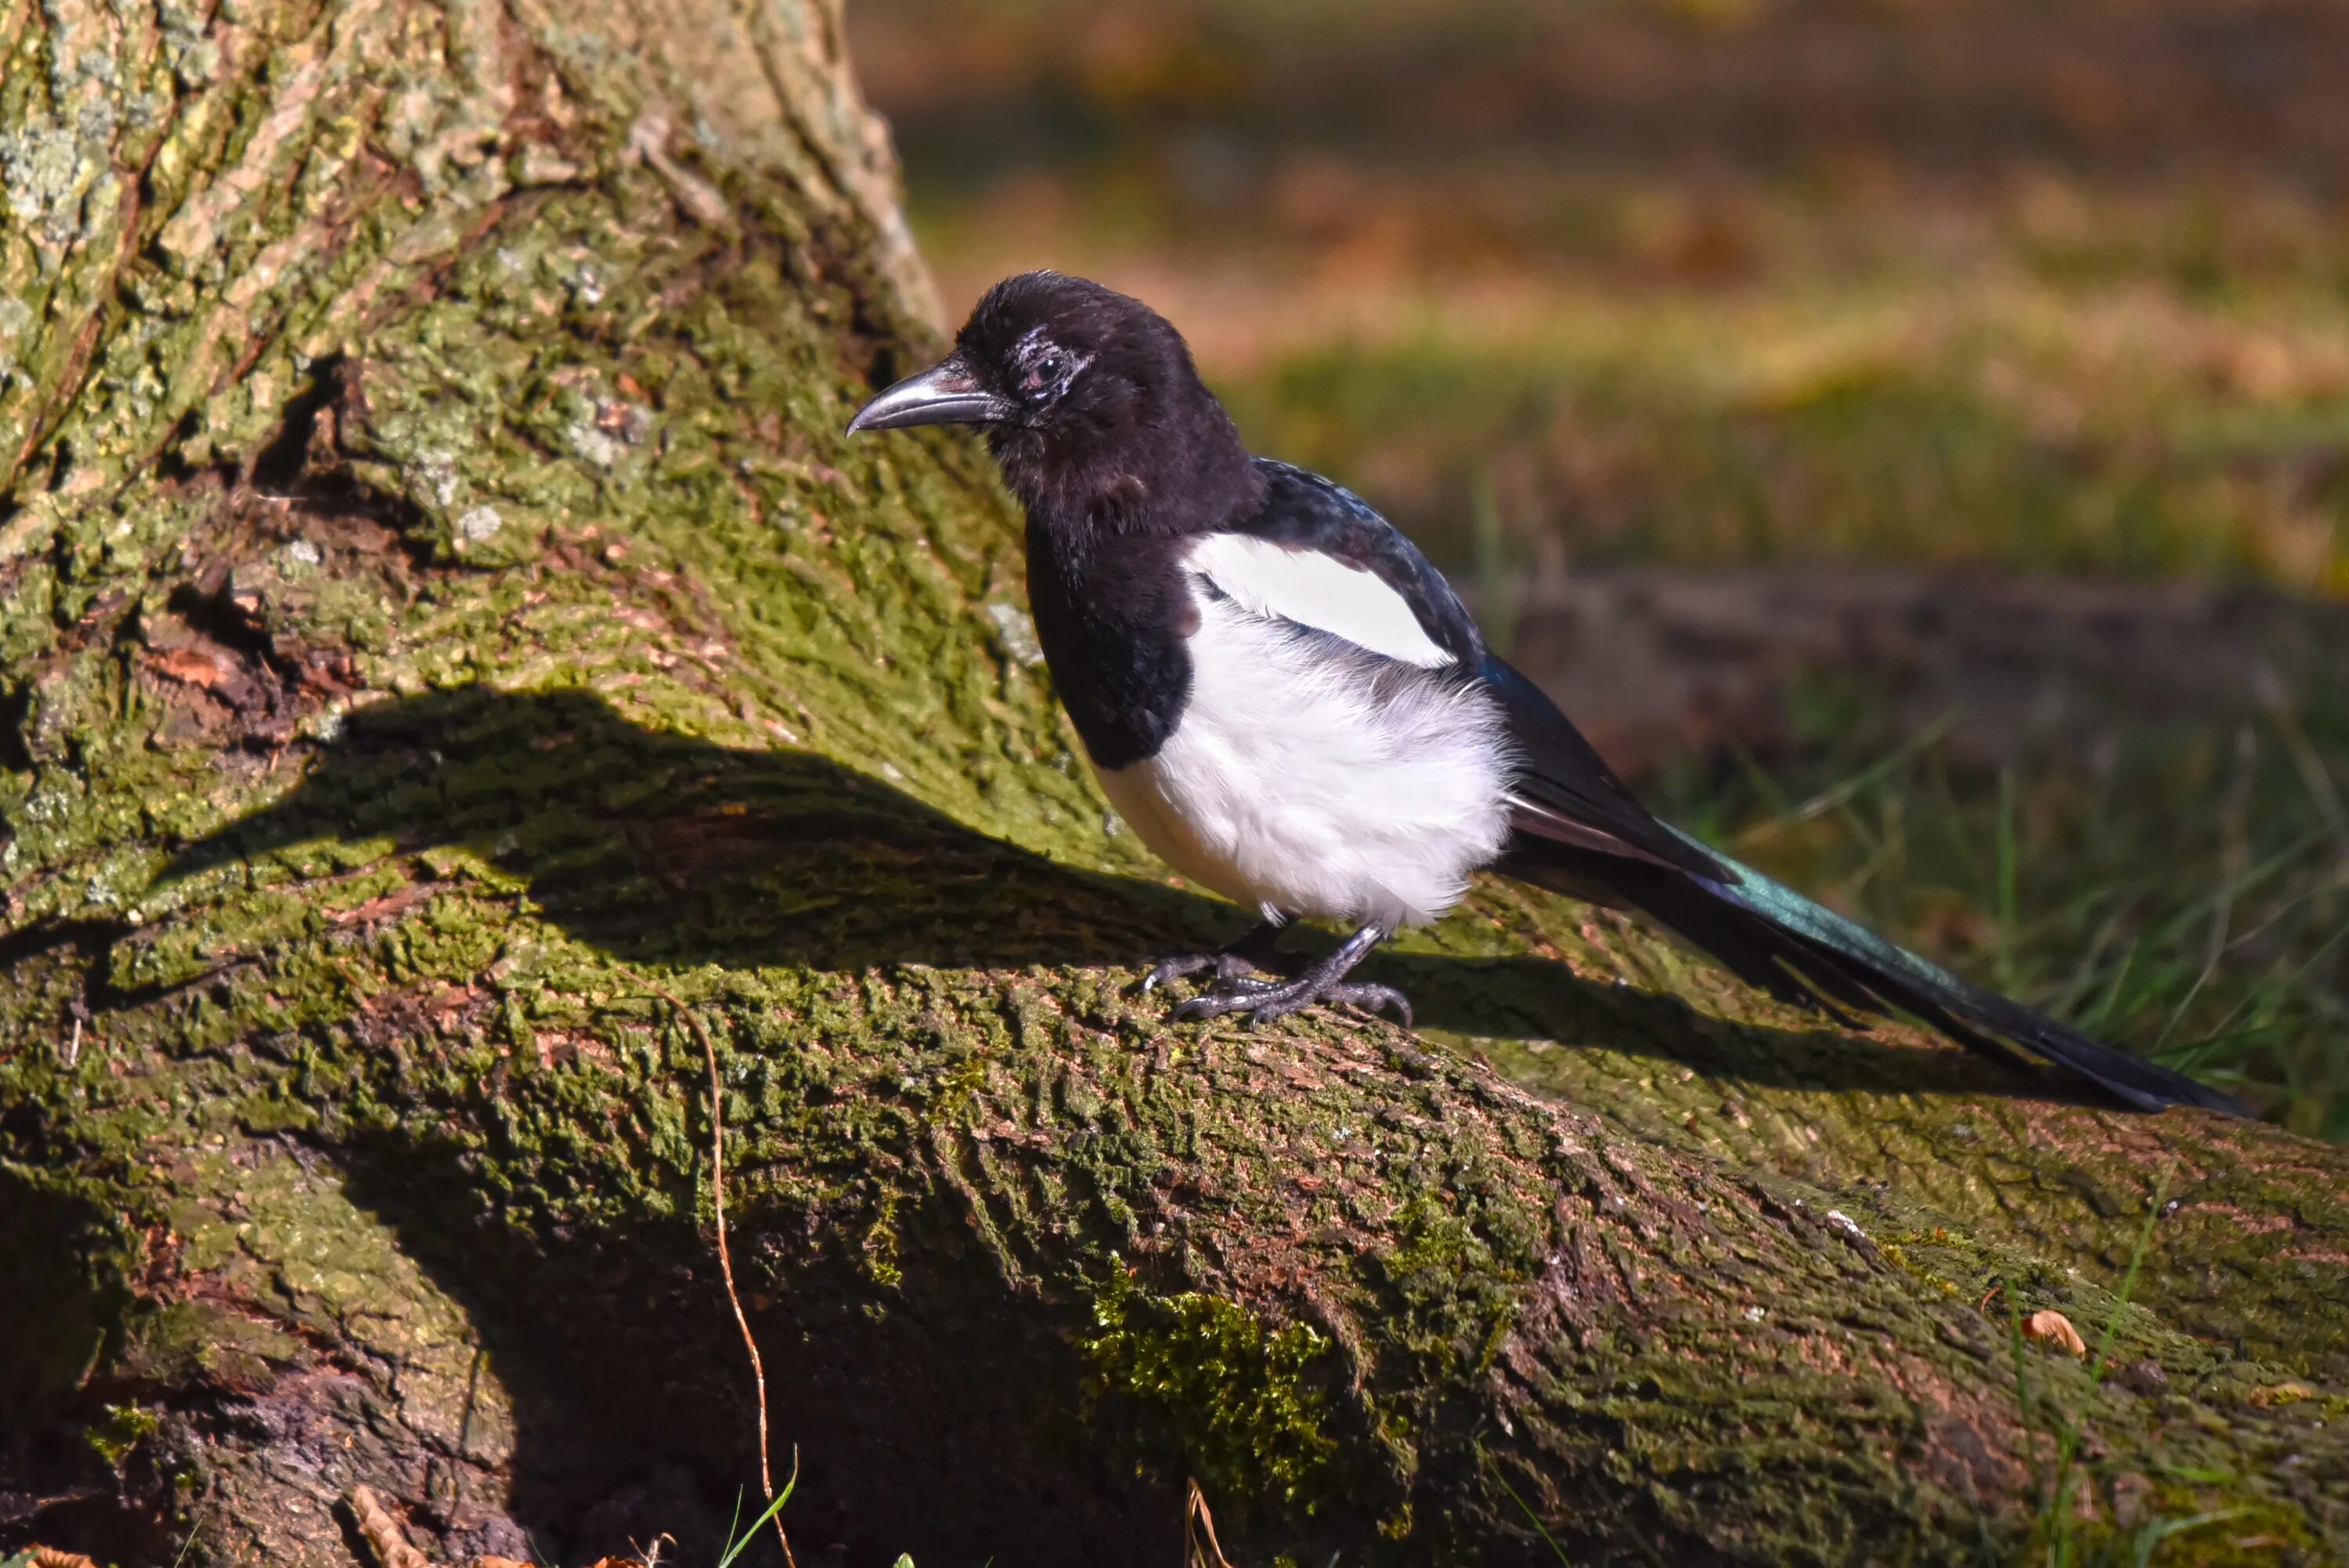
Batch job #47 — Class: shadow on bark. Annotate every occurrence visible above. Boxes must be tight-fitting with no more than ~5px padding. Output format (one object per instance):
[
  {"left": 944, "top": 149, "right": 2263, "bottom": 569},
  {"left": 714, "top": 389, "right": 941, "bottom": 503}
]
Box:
[
  {"left": 324, "top": 1162, "right": 1174, "bottom": 1566},
  {"left": 164, "top": 687, "right": 2046, "bottom": 1105},
  {"left": 0, "top": 1119, "right": 1174, "bottom": 1566},
  {"left": 0, "top": 1176, "right": 124, "bottom": 1542}
]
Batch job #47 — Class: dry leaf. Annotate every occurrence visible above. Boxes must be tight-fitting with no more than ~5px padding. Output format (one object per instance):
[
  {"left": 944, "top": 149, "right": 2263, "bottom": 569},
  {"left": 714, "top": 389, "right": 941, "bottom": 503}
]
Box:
[
  {"left": 473, "top": 1559, "right": 535, "bottom": 1568},
  {"left": 2247, "top": 1381, "right": 2315, "bottom": 1408},
  {"left": 31, "top": 1548, "right": 101, "bottom": 1568},
  {"left": 150, "top": 648, "right": 233, "bottom": 689},
  {"left": 345, "top": 1483, "right": 434, "bottom": 1568},
  {"left": 2023, "top": 1309, "right": 2087, "bottom": 1357}
]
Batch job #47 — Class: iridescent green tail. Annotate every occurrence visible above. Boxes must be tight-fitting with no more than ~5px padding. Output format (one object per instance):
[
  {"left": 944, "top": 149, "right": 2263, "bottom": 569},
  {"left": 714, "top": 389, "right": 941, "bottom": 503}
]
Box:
[{"left": 1504, "top": 827, "right": 2245, "bottom": 1116}]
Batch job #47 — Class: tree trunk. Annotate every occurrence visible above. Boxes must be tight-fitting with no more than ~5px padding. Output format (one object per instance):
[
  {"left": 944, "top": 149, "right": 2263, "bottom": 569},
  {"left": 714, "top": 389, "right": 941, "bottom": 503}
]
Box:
[{"left": 1, "top": 2, "right": 2344, "bottom": 1564}]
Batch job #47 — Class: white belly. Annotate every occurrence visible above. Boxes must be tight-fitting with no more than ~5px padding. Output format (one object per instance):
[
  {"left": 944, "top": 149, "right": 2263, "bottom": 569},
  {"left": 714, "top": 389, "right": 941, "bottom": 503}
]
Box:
[{"left": 1095, "top": 593, "right": 1513, "bottom": 928}]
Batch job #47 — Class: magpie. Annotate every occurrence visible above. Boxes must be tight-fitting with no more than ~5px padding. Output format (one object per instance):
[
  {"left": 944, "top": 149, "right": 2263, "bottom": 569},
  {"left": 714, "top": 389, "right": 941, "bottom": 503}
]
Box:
[{"left": 847, "top": 271, "right": 2243, "bottom": 1116}]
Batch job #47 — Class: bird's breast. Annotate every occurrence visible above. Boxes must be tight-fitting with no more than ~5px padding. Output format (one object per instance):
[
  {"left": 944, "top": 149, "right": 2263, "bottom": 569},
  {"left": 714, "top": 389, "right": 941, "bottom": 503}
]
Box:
[{"left": 1095, "top": 584, "right": 1514, "bottom": 928}]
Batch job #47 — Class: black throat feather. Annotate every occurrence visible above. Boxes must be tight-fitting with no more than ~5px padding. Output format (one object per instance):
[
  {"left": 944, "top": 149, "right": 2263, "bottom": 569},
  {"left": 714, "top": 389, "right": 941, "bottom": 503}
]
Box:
[{"left": 969, "top": 287, "right": 1266, "bottom": 770}]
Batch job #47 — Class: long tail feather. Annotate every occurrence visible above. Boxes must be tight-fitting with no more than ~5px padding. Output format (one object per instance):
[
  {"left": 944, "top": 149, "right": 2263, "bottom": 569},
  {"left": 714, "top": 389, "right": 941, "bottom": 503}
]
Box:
[{"left": 1503, "top": 831, "right": 2246, "bottom": 1116}]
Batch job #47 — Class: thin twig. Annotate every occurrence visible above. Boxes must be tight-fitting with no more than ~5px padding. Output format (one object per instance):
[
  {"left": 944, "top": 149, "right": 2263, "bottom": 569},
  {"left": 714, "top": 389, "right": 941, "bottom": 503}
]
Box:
[
  {"left": 655, "top": 986, "right": 797, "bottom": 1568},
  {"left": 2255, "top": 663, "right": 2349, "bottom": 849},
  {"left": 2157, "top": 726, "right": 2257, "bottom": 1049},
  {"left": 1184, "top": 1479, "right": 1236, "bottom": 1568}
]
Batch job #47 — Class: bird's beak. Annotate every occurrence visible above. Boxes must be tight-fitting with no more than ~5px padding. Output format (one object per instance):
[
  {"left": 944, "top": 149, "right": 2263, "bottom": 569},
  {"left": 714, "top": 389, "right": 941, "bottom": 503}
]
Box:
[{"left": 845, "top": 353, "right": 1013, "bottom": 435}]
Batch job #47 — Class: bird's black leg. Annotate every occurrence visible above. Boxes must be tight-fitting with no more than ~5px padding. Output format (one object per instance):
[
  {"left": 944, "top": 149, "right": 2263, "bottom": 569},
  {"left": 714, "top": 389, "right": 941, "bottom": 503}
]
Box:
[
  {"left": 1139, "top": 920, "right": 1286, "bottom": 996},
  {"left": 1170, "top": 922, "right": 1409, "bottom": 1027}
]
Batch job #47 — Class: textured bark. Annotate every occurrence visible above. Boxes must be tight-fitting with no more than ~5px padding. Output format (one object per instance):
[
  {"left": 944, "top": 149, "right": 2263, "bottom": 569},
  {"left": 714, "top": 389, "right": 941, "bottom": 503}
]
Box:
[{"left": 1, "top": 2, "right": 2345, "bottom": 1566}]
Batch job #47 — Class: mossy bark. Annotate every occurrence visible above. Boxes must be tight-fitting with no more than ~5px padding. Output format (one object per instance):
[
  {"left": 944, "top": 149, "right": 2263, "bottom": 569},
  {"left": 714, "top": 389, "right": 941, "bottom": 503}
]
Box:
[{"left": 1, "top": 2, "right": 2344, "bottom": 1564}]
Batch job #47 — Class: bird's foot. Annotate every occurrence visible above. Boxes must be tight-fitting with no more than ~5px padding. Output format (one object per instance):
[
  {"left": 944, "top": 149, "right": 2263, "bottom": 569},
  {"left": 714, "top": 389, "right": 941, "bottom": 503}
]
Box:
[
  {"left": 1171, "top": 972, "right": 1412, "bottom": 1028},
  {"left": 1149, "top": 921, "right": 1406, "bottom": 1027}
]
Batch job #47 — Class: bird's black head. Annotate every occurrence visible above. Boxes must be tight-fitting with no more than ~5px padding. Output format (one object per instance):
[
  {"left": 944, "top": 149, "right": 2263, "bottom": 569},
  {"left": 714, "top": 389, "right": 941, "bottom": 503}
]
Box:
[{"left": 847, "top": 272, "right": 1263, "bottom": 534}]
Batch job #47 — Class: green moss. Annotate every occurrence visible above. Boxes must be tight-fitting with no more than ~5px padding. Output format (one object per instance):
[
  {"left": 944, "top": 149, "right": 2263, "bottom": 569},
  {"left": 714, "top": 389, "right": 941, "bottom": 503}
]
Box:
[
  {"left": 85, "top": 1401, "right": 161, "bottom": 1465},
  {"left": 861, "top": 1191, "right": 906, "bottom": 1290},
  {"left": 1082, "top": 1264, "right": 1340, "bottom": 1513},
  {"left": 1367, "top": 1194, "right": 1531, "bottom": 1384}
]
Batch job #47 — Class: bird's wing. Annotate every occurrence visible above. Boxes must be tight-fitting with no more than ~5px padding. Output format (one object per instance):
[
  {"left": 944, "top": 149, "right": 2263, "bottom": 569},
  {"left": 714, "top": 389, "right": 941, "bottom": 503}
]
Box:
[
  {"left": 1204, "top": 460, "right": 1486, "bottom": 666},
  {"left": 1210, "top": 460, "right": 1727, "bottom": 880},
  {"left": 1479, "top": 653, "right": 1734, "bottom": 878}
]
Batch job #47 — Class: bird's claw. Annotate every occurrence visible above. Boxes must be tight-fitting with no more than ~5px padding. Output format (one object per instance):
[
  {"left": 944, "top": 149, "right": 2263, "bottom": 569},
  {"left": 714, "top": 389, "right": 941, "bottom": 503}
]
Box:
[
  {"left": 1169, "top": 976, "right": 1412, "bottom": 1028},
  {"left": 1138, "top": 946, "right": 1274, "bottom": 995}
]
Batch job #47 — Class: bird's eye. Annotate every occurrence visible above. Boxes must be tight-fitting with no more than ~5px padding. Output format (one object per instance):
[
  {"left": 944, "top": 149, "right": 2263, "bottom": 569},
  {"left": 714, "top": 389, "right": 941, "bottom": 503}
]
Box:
[{"left": 1036, "top": 355, "right": 1066, "bottom": 384}]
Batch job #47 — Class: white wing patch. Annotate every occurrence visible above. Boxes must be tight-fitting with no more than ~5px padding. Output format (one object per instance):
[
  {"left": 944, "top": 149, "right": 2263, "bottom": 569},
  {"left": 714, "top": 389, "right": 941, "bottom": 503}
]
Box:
[{"left": 1184, "top": 532, "right": 1452, "bottom": 669}]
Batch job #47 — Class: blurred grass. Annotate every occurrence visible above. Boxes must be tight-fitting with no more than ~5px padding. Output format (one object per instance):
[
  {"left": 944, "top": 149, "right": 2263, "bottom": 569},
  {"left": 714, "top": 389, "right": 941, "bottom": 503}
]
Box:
[
  {"left": 851, "top": 0, "right": 2349, "bottom": 1132},
  {"left": 1218, "top": 290, "right": 2349, "bottom": 588},
  {"left": 1646, "top": 679, "right": 2349, "bottom": 1140}
]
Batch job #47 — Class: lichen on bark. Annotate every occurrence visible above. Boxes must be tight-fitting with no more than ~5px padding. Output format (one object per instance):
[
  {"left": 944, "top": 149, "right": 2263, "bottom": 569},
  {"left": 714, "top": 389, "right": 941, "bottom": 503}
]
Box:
[{"left": 2, "top": 0, "right": 2345, "bottom": 1565}]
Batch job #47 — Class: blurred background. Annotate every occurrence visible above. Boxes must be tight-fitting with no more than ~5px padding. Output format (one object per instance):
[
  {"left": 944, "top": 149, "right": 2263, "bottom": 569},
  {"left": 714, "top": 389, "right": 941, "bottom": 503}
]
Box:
[{"left": 846, "top": 0, "right": 2349, "bottom": 1137}]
